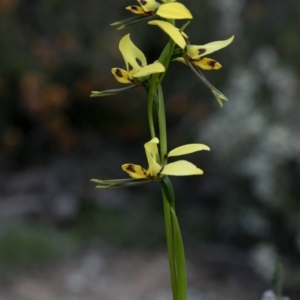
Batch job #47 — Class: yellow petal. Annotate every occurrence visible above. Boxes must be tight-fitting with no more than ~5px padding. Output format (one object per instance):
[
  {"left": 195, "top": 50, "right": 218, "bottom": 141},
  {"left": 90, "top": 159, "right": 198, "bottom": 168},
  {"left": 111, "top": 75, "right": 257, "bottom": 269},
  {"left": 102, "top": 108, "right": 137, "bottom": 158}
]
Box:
[
  {"left": 144, "top": 137, "right": 161, "bottom": 176},
  {"left": 156, "top": 3, "right": 193, "bottom": 19},
  {"left": 133, "top": 62, "right": 165, "bottom": 78},
  {"left": 192, "top": 57, "right": 222, "bottom": 71},
  {"left": 186, "top": 36, "right": 234, "bottom": 59},
  {"left": 173, "top": 57, "right": 187, "bottom": 65},
  {"left": 111, "top": 68, "right": 133, "bottom": 84},
  {"left": 122, "top": 164, "right": 148, "bottom": 179},
  {"left": 161, "top": 0, "right": 177, "bottom": 2},
  {"left": 168, "top": 144, "right": 210, "bottom": 157},
  {"left": 137, "top": 0, "right": 160, "bottom": 12},
  {"left": 126, "top": 5, "right": 147, "bottom": 15},
  {"left": 161, "top": 160, "right": 203, "bottom": 176},
  {"left": 119, "top": 34, "right": 147, "bottom": 76},
  {"left": 148, "top": 20, "right": 186, "bottom": 49}
]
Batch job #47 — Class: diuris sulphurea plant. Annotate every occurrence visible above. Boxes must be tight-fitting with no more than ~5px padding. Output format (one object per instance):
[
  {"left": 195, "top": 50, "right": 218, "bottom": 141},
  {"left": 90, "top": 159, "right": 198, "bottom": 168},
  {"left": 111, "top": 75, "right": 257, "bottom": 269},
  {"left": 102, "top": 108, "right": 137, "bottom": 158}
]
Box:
[{"left": 91, "top": 1, "right": 233, "bottom": 299}]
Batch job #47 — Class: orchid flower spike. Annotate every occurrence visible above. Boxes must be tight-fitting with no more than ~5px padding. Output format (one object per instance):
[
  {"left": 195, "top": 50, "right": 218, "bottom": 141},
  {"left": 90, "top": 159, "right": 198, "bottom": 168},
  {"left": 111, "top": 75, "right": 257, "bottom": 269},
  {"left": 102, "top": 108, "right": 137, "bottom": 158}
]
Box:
[
  {"left": 122, "top": 137, "right": 210, "bottom": 179},
  {"left": 91, "top": 34, "right": 165, "bottom": 98},
  {"left": 111, "top": 0, "right": 192, "bottom": 30}
]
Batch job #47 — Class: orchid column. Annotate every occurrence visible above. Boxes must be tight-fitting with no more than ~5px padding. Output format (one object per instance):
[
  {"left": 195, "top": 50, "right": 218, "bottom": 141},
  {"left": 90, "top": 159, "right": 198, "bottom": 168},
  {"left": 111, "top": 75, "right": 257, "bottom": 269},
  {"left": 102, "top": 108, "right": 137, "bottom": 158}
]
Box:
[{"left": 91, "top": 1, "right": 233, "bottom": 299}]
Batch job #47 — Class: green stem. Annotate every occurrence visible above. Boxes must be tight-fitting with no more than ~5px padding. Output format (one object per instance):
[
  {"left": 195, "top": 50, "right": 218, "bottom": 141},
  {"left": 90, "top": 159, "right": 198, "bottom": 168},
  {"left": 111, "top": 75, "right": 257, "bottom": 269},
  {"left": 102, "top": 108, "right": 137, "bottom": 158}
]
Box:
[
  {"left": 170, "top": 207, "right": 187, "bottom": 300},
  {"left": 157, "top": 84, "right": 167, "bottom": 162},
  {"left": 162, "top": 189, "right": 177, "bottom": 300},
  {"left": 146, "top": 14, "right": 187, "bottom": 300},
  {"left": 147, "top": 92, "right": 156, "bottom": 139}
]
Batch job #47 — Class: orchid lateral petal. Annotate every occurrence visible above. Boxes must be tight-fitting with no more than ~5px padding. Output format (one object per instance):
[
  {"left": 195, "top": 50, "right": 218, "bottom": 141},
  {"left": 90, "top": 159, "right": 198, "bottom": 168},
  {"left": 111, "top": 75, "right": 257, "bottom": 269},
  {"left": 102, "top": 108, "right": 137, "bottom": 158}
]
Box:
[
  {"left": 126, "top": 5, "right": 146, "bottom": 15},
  {"left": 111, "top": 68, "right": 132, "bottom": 84},
  {"left": 186, "top": 36, "right": 234, "bottom": 59},
  {"left": 122, "top": 164, "right": 148, "bottom": 179},
  {"left": 161, "top": 160, "right": 204, "bottom": 176},
  {"left": 148, "top": 20, "right": 186, "bottom": 49},
  {"left": 90, "top": 84, "right": 139, "bottom": 97},
  {"left": 137, "top": 0, "right": 160, "bottom": 12},
  {"left": 161, "top": 0, "right": 177, "bottom": 2},
  {"left": 192, "top": 57, "right": 222, "bottom": 71},
  {"left": 168, "top": 144, "right": 210, "bottom": 157},
  {"left": 133, "top": 62, "right": 165, "bottom": 78},
  {"left": 119, "top": 34, "right": 147, "bottom": 75},
  {"left": 156, "top": 2, "right": 193, "bottom": 20}
]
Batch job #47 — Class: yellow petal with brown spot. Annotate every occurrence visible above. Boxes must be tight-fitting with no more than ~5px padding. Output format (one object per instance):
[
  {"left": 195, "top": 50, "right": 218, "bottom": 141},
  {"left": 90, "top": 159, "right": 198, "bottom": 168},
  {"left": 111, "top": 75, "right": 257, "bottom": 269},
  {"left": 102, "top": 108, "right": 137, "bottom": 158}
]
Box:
[
  {"left": 137, "top": 0, "right": 160, "bottom": 12},
  {"left": 111, "top": 68, "right": 132, "bottom": 84},
  {"left": 126, "top": 5, "right": 146, "bottom": 15},
  {"left": 192, "top": 57, "right": 222, "bottom": 71},
  {"left": 186, "top": 36, "right": 234, "bottom": 59},
  {"left": 122, "top": 164, "right": 148, "bottom": 179}
]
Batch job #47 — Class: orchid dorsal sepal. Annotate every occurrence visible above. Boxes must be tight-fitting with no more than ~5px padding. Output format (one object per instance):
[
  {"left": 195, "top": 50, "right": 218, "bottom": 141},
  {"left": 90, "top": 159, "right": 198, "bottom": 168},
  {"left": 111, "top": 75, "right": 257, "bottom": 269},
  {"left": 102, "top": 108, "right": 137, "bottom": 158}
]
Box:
[
  {"left": 90, "top": 84, "right": 139, "bottom": 98},
  {"left": 168, "top": 144, "right": 210, "bottom": 157},
  {"left": 148, "top": 20, "right": 186, "bottom": 49}
]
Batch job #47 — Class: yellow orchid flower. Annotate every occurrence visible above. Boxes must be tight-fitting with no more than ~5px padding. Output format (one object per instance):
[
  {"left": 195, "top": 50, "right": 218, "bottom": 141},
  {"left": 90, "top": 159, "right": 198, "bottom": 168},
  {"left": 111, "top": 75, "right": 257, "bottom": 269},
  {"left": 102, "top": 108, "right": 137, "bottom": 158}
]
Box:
[
  {"left": 147, "top": 20, "right": 234, "bottom": 106},
  {"left": 91, "top": 34, "right": 164, "bottom": 98},
  {"left": 122, "top": 137, "right": 210, "bottom": 179},
  {"left": 182, "top": 36, "right": 234, "bottom": 107},
  {"left": 185, "top": 36, "right": 234, "bottom": 70},
  {"left": 111, "top": 0, "right": 192, "bottom": 30}
]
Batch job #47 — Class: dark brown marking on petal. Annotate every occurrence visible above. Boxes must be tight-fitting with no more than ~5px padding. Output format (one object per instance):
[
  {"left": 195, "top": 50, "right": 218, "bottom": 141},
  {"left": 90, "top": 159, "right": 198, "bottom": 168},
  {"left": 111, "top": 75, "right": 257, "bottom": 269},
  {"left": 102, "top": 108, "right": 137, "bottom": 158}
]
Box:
[
  {"left": 126, "top": 164, "right": 135, "bottom": 173},
  {"left": 140, "top": 0, "right": 147, "bottom": 5},
  {"left": 128, "top": 63, "right": 133, "bottom": 71},
  {"left": 131, "top": 6, "right": 138, "bottom": 11},
  {"left": 136, "top": 58, "right": 143, "bottom": 67},
  {"left": 115, "top": 69, "right": 123, "bottom": 78},
  {"left": 198, "top": 48, "right": 206, "bottom": 55},
  {"left": 208, "top": 60, "right": 217, "bottom": 67}
]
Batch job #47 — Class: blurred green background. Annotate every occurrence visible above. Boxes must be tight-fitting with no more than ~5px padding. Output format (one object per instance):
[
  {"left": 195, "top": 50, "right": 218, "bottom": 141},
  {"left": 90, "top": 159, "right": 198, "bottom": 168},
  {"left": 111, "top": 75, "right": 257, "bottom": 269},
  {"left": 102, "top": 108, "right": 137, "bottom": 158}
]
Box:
[{"left": 0, "top": 0, "right": 300, "bottom": 298}]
